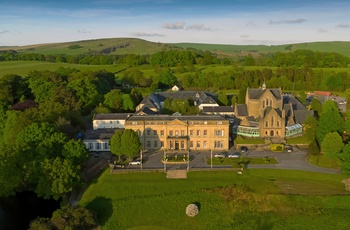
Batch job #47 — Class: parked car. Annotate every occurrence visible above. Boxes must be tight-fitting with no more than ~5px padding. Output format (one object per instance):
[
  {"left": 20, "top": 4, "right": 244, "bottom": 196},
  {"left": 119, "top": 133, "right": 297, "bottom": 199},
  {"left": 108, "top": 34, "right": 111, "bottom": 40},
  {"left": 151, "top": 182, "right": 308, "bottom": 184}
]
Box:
[
  {"left": 228, "top": 152, "right": 240, "bottom": 158},
  {"left": 240, "top": 146, "right": 248, "bottom": 153},
  {"left": 129, "top": 160, "right": 141, "bottom": 165},
  {"left": 214, "top": 152, "right": 226, "bottom": 158},
  {"left": 286, "top": 147, "right": 293, "bottom": 153}
]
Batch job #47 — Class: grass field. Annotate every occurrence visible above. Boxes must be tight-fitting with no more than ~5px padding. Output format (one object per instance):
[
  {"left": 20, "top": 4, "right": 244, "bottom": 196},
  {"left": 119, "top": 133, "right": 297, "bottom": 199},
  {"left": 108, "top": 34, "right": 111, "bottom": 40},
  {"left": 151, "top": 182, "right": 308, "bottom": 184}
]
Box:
[
  {"left": 174, "top": 41, "right": 350, "bottom": 57},
  {"left": 0, "top": 38, "right": 167, "bottom": 55},
  {"left": 207, "top": 156, "right": 278, "bottom": 167},
  {"left": 79, "top": 169, "right": 350, "bottom": 230},
  {"left": 0, "top": 61, "right": 128, "bottom": 77}
]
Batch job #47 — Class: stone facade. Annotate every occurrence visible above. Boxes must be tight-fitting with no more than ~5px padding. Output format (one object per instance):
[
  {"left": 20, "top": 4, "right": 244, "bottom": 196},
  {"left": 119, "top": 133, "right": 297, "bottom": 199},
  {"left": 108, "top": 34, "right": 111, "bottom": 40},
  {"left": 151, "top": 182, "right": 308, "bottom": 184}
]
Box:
[
  {"left": 235, "top": 83, "right": 310, "bottom": 139},
  {"left": 124, "top": 114, "right": 230, "bottom": 151}
]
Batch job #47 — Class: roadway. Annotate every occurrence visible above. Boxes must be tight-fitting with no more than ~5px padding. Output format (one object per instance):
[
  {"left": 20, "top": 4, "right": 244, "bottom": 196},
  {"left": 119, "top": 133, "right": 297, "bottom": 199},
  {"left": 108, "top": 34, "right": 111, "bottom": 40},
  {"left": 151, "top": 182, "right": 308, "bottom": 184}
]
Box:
[{"left": 127, "top": 148, "right": 341, "bottom": 174}]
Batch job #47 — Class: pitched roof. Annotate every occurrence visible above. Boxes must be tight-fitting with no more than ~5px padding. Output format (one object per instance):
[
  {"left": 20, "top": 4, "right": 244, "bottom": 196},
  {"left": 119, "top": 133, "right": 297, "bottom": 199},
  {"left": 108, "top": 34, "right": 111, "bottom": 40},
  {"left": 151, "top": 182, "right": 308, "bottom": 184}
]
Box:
[
  {"left": 235, "top": 104, "right": 248, "bottom": 116},
  {"left": 93, "top": 113, "right": 130, "bottom": 120},
  {"left": 283, "top": 96, "right": 307, "bottom": 110},
  {"left": 263, "top": 107, "right": 282, "bottom": 118},
  {"left": 294, "top": 110, "right": 314, "bottom": 124},
  {"left": 202, "top": 106, "right": 234, "bottom": 113},
  {"left": 247, "top": 88, "right": 282, "bottom": 100},
  {"left": 126, "top": 114, "right": 227, "bottom": 121},
  {"left": 135, "top": 106, "right": 157, "bottom": 115}
]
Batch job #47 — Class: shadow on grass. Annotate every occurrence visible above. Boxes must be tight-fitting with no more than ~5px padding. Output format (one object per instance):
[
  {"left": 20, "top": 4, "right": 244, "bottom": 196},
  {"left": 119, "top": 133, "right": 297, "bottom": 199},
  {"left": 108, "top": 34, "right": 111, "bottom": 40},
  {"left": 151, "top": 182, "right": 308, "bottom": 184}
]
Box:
[
  {"left": 193, "top": 201, "right": 201, "bottom": 211},
  {"left": 86, "top": 196, "right": 113, "bottom": 226},
  {"left": 256, "top": 217, "right": 274, "bottom": 230}
]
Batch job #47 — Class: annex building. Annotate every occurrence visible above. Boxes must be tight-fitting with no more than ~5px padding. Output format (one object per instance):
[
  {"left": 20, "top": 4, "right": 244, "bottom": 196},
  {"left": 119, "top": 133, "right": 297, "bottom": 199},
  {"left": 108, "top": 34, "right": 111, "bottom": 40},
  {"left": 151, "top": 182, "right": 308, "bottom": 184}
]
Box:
[{"left": 234, "top": 83, "right": 313, "bottom": 139}]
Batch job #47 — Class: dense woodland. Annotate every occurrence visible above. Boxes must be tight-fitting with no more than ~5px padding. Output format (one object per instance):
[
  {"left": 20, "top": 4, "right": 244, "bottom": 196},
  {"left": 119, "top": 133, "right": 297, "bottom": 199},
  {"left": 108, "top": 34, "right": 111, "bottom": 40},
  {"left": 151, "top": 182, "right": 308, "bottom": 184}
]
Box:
[
  {"left": 1, "top": 46, "right": 350, "bottom": 228},
  {"left": 1, "top": 48, "right": 350, "bottom": 68}
]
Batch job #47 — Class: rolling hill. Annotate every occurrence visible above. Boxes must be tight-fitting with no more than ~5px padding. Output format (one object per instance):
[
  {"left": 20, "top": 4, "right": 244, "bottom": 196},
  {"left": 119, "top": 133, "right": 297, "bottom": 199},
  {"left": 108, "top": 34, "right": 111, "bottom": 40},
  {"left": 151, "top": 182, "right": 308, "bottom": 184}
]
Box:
[{"left": 1, "top": 38, "right": 350, "bottom": 57}]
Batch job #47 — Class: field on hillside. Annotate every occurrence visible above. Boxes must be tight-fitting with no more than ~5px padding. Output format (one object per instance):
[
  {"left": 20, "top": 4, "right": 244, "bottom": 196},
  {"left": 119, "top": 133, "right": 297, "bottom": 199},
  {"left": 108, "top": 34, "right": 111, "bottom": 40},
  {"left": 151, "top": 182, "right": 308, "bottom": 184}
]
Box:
[
  {"left": 0, "top": 38, "right": 168, "bottom": 55},
  {"left": 0, "top": 61, "right": 128, "bottom": 77},
  {"left": 174, "top": 41, "right": 350, "bottom": 57},
  {"left": 2, "top": 38, "right": 350, "bottom": 57},
  {"left": 79, "top": 169, "right": 350, "bottom": 230}
]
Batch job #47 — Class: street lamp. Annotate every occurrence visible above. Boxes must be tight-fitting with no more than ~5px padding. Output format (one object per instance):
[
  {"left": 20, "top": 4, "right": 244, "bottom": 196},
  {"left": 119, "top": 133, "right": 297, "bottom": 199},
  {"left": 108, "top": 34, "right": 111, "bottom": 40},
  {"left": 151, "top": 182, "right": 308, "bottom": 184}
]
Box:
[
  {"left": 140, "top": 149, "right": 143, "bottom": 170},
  {"left": 210, "top": 149, "right": 213, "bottom": 169}
]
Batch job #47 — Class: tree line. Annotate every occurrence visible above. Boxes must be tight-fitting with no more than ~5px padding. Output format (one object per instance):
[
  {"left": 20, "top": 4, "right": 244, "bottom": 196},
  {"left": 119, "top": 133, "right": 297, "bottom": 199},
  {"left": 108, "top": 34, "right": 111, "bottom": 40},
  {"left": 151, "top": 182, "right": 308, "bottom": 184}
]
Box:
[
  {"left": 305, "top": 99, "right": 350, "bottom": 174},
  {"left": 1, "top": 48, "right": 350, "bottom": 68}
]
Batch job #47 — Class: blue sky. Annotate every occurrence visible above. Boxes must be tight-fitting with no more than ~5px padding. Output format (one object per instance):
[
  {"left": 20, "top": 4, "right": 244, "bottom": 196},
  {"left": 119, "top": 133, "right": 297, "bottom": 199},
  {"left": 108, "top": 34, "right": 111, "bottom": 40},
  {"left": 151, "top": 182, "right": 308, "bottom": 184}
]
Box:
[{"left": 0, "top": 0, "right": 350, "bottom": 46}]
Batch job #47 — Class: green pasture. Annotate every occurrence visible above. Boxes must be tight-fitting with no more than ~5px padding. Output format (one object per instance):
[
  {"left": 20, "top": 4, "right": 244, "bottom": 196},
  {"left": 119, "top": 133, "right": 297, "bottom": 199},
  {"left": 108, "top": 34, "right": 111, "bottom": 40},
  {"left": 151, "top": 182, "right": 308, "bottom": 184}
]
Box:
[
  {"left": 2, "top": 38, "right": 166, "bottom": 55},
  {"left": 79, "top": 169, "right": 350, "bottom": 230},
  {"left": 174, "top": 41, "right": 350, "bottom": 57},
  {"left": 0, "top": 61, "right": 128, "bottom": 77}
]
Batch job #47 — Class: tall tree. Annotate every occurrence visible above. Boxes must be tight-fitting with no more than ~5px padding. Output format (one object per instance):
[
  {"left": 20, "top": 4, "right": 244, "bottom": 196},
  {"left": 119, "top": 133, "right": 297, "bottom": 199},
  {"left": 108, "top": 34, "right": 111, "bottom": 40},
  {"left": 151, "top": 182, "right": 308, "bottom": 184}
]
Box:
[
  {"left": 339, "top": 143, "right": 350, "bottom": 175},
  {"left": 121, "top": 129, "right": 141, "bottom": 159},
  {"left": 103, "top": 89, "right": 123, "bottom": 112},
  {"left": 110, "top": 130, "right": 123, "bottom": 161},
  {"left": 321, "top": 132, "right": 344, "bottom": 159},
  {"left": 159, "top": 69, "right": 177, "bottom": 88},
  {"left": 237, "top": 84, "right": 247, "bottom": 104},
  {"left": 316, "top": 101, "right": 344, "bottom": 143}
]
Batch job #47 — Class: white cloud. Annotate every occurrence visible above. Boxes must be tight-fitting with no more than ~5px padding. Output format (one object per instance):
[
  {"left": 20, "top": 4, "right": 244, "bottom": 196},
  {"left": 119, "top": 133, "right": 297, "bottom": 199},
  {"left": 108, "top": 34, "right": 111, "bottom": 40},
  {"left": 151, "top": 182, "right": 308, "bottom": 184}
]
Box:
[
  {"left": 0, "top": 30, "right": 10, "bottom": 35},
  {"left": 162, "top": 22, "right": 185, "bottom": 30},
  {"left": 186, "top": 24, "right": 211, "bottom": 31},
  {"left": 335, "top": 23, "right": 350, "bottom": 28},
  {"left": 269, "top": 18, "right": 306, "bottom": 25},
  {"left": 130, "top": 32, "right": 165, "bottom": 37},
  {"left": 246, "top": 21, "right": 256, "bottom": 27},
  {"left": 318, "top": 28, "right": 328, "bottom": 33},
  {"left": 77, "top": 29, "right": 92, "bottom": 34}
]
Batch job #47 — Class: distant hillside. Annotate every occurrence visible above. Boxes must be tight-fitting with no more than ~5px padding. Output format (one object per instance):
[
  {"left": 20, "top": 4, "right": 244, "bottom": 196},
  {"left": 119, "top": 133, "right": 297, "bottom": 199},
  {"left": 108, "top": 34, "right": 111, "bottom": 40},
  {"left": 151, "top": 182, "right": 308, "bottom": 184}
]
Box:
[
  {"left": 0, "top": 38, "right": 171, "bottom": 55},
  {"left": 173, "top": 41, "right": 350, "bottom": 57},
  {"left": 1, "top": 38, "right": 350, "bottom": 57}
]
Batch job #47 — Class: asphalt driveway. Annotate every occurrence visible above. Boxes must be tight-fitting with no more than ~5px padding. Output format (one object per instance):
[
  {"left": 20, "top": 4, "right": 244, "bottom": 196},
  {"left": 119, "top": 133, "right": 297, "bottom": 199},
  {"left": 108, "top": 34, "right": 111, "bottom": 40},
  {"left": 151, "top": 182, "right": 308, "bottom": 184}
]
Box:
[{"left": 140, "top": 148, "right": 341, "bottom": 174}]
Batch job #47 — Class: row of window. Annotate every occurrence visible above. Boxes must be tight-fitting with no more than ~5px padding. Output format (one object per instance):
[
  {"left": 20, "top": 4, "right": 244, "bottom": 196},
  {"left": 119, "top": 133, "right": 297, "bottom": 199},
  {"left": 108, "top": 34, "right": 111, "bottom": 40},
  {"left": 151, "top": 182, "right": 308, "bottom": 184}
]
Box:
[
  {"left": 87, "top": 142, "right": 110, "bottom": 150},
  {"left": 145, "top": 129, "right": 225, "bottom": 137},
  {"left": 132, "top": 121, "right": 224, "bottom": 125},
  {"left": 95, "top": 120, "right": 120, "bottom": 124},
  {"left": 262, "top": 98, "right": 274, "bottom": 109},
  {"left": 265, "top": 118, "right": 280, "bottom": 128},
  {"left": 145, "top": 140, "right": 225, "bottom": 149}
]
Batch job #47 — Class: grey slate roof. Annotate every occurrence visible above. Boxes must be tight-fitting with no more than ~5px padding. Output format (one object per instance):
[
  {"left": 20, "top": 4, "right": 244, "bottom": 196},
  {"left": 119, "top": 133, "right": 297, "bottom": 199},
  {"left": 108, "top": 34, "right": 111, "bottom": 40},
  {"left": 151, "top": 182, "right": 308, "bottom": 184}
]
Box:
[
  {"left": 93, "top": 113, "right": 130, "bottom": 120},
  {"left": 294, "top": 110, "right": 314, "bottom": 124},
  {"left": 126, "top": 114, "right": 226, "bottom": 121},
  {"left": 136, "top": 106, "right": 157, "bottom": 115},
  {"left": 247, "top": 88, "right": 282, "bottom": 100},
  {"left": 283, "top": 96, "right": 307, "bottom": 110},
  {"left": 202, "top": 106, "right": 234, "bottom": 113},
  {"left": 236, "top": 104, "right": 248, "bottom": 116}
]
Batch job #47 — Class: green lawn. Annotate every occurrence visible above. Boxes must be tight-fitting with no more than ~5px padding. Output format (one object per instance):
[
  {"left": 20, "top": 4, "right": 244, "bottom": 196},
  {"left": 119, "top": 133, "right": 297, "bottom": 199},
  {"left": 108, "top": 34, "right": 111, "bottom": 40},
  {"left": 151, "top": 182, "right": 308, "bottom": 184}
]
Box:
[
  {"left": 207, "top": 157, "right": 278, "bottom": 167},
  {"left": 234, "top": 136, "right": 265, "bottom": 144},
  {"left": 285, "top": 136, "right": 311, "bottom": 145},
  {"left": 79, "top": 169, "right": 350, "bottom": 230}
]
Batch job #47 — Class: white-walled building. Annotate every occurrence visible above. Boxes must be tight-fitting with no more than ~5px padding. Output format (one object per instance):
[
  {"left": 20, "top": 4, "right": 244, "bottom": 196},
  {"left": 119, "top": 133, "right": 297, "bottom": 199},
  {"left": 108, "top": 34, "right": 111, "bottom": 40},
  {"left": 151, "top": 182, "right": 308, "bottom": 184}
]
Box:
[{"left": 92, "top": 113, "right": 130, "bottom": 130}]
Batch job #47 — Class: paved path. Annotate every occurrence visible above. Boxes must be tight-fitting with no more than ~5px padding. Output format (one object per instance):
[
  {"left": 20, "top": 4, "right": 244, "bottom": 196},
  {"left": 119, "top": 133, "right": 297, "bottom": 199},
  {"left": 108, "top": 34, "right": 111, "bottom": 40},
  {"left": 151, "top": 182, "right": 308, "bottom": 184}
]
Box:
[{"left": 140, "top": 148, "right": 341, "bottom": 174}]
